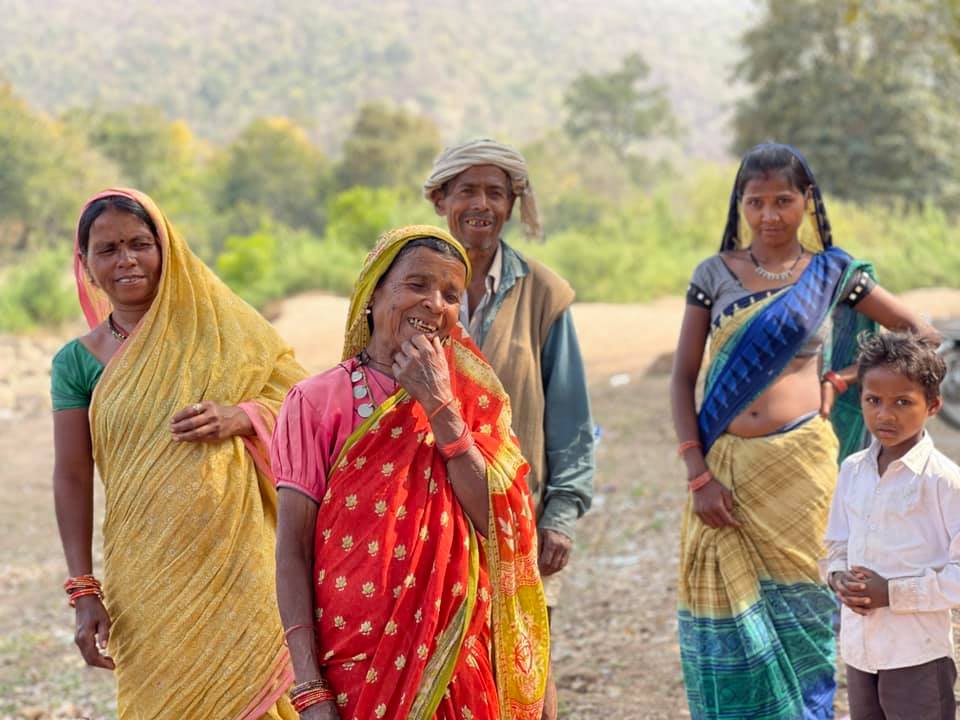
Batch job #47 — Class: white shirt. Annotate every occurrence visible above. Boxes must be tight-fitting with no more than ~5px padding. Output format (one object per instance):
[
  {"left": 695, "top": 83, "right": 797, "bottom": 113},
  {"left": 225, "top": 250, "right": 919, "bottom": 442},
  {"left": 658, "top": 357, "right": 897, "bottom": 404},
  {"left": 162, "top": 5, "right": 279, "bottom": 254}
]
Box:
[
  {"left": 823, "top": 432, "right": 960, "bottom": 673},
  {"left": 459, "top": 242, "right": 503, "bottom": 340}
]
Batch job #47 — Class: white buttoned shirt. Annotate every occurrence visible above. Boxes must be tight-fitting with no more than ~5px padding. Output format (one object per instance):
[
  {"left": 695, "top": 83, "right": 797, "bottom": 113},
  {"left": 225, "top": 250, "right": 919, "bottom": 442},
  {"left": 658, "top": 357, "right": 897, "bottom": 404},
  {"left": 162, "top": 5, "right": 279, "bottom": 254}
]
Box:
[
  {"left": 459, "top": 242, "right": 503, "bottom": 340},
  {"left": 823, "top": 432, "right": 960, "bottom": 673}
]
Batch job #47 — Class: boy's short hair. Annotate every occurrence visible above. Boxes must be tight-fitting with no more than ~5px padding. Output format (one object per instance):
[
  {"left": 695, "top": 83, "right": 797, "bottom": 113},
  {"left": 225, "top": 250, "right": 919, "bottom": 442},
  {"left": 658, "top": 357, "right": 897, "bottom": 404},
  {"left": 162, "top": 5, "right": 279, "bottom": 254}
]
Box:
[{"left": 856, "top": 332, "right": 946, "bottom": 402}]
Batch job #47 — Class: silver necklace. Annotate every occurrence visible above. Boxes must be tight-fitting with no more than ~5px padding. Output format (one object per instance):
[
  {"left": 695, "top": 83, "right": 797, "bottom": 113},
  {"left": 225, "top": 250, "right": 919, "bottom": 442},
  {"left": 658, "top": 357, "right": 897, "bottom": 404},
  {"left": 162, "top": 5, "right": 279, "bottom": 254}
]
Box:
[
  {"left": 749, "top": 247, "right": 804, "bottom": 281},
  {"left": 350, "top": 365, "right": 376, "bottom": 418}
]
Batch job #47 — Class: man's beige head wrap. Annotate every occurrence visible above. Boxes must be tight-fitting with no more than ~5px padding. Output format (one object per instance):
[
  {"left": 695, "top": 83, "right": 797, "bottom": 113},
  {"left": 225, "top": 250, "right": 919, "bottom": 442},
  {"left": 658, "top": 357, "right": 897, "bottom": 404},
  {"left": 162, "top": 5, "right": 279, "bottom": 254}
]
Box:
[{"left": 423, "top": 138, "right": 543, "bottom": 240}]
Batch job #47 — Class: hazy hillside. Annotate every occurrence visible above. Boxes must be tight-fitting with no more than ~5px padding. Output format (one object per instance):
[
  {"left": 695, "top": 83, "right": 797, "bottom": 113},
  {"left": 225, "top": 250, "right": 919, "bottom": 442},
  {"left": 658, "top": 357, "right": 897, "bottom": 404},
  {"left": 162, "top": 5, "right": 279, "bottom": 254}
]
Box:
[{"left": 0, "top": 0, "right": 754, "bottom": 157}]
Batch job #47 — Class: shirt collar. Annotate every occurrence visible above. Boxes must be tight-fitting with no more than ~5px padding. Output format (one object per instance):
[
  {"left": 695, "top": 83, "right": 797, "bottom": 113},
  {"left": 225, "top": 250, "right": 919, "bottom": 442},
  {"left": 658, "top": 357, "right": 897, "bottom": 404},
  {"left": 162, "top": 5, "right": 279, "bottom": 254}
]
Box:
[
  {"left": 485, "top": 241, "right": 503, "bottom": 295},
  {"left": 866, "top": 431, "right": 934, "bottom": 475}
]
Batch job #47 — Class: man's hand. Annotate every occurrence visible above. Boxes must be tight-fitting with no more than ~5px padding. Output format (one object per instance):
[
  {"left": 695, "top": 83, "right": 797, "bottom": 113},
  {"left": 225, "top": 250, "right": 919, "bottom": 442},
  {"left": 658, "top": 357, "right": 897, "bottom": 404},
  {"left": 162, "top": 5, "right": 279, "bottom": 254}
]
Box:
[{"left": 538, "top": 528, "right": 572, "bottom": 576}]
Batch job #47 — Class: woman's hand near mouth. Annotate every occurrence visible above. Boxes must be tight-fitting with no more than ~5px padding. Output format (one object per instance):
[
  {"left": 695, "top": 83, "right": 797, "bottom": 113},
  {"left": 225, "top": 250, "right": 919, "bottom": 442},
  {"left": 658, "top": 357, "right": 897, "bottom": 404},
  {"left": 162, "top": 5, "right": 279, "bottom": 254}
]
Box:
[{"left": 392, "top": 335, "right": 454, "bottom": 416}]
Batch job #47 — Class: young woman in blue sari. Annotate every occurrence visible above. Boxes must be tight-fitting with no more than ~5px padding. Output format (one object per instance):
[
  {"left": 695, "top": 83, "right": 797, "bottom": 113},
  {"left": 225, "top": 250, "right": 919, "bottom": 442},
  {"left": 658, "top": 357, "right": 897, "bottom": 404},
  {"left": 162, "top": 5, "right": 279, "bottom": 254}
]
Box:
[{"left": 670, "top": 143, "right": 940, "bottom": 719}]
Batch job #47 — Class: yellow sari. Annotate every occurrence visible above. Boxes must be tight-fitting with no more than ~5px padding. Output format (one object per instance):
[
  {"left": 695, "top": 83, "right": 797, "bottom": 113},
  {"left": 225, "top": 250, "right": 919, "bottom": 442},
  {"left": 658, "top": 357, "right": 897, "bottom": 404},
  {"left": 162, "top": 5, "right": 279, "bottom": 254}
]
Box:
[{"left": 75, "top": 189, "right": 306, "bottom": 719}]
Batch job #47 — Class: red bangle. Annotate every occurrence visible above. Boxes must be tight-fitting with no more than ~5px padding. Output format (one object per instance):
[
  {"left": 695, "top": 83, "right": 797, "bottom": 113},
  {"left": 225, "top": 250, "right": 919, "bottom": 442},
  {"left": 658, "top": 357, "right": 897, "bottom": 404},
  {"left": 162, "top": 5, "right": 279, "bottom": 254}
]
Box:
[
  {"left": 687, "top": 471, "right": 714, "bottom": 492},
  {"left": 823, "top": 371, "right": 848, "bottom": 394},
  {"left": 283, "top": 623, "right": 314, "bottom": 643},
  {"left": 438, "top": 423, "right": 474, "bottom": 461},
  {"left": 428, "top": 398, "right": 453, "bottom": 421},
  {"left": 677, "top": 440, "right": 702, "bottom": 457},
  {"left": 64, "top": 574, "right": 103, "bottom": 608},
  {"left": 290, "top": 679, "right": 334, "bottom": 712}
]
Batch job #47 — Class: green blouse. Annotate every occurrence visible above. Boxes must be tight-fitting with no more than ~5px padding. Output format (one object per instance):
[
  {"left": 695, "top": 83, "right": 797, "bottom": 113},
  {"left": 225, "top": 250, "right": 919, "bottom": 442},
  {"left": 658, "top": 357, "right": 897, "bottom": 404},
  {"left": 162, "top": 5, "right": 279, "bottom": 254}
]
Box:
[{"left": 50, "top": 339, "right": 105, "bottom": 410}]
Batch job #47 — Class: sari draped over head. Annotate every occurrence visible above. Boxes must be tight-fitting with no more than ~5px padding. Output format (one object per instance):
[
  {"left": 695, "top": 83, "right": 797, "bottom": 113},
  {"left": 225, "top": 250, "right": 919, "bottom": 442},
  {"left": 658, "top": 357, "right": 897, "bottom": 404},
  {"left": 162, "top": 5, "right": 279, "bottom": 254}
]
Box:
[
  {"left": 314, "top": 226, "right": 548, "bottom": 719},
  {"left": 679, "top": 145, "right": 879, "bottom": 720},
  {"left": 75, "top": 189, "right": 306, "bottom": 719}
]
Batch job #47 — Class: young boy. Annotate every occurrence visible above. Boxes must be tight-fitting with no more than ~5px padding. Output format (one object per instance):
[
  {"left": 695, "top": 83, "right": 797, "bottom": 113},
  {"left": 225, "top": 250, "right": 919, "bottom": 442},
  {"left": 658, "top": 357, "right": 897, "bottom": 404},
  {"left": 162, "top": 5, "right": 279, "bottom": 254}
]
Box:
[{"left": 823, "top": 332, "right": 959, "bottom": 719}]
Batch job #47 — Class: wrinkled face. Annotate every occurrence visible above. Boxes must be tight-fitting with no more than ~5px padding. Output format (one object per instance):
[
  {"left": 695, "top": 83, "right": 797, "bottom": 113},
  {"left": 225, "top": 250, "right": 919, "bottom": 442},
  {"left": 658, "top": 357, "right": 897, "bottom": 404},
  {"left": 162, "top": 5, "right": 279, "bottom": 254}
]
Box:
[
  {"left": 83, "top": 208, "right": 162, "bottom": 308},
  {"left": 369, "top": 247, "right": 466, "bottom": 353},
  {"left": 861, "top": 365, "right": 941, "bottom": 451},
  {"left": 432, "top": 165, "right": 515, "bottom": 253},
  {"left": 740, "top": 173, "right": 809, "bottom": 248}
]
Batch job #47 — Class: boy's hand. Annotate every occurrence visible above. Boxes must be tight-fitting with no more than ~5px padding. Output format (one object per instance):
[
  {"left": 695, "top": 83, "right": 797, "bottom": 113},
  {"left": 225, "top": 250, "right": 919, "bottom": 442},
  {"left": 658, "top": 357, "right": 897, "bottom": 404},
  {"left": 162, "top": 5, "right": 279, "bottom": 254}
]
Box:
[
  {"left": 828, "top": 569, "right": 872, "bottom": 615},
  {"left": 848, "top": 566, "right": 890, "bottom": 610}
]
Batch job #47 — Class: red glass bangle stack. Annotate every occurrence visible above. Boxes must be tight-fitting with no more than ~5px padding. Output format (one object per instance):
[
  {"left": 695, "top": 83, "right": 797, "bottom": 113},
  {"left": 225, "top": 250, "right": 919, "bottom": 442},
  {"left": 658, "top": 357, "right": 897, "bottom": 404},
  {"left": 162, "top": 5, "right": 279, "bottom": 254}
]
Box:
[
  {"left": 438, "top": 423, "right": 474, "bottom": 461},
  {"left": 290, "top": 679, "right": 334, "bottom": 712},
  {"left": 64, "top": 574, "right": 103, "bottom": 607},
  {"left": 823, "top": 370, "right": 849, "bottom": 394}
]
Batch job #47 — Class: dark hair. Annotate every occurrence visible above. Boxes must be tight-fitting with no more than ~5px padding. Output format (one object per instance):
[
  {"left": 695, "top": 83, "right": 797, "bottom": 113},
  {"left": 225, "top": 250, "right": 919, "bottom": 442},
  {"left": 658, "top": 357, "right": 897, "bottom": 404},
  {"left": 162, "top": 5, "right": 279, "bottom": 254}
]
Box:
[
  {"left": 77, "top": 195, "right": 159, "bottom": 255},
  {"left": 856, "top": 332, "right": 946, "bottom": 402},
  {"left": 720, "top": 142, "right": 833, "bottom": 251},
  {"left": 734, "top": 144, "right": 814, "bottom": 198}
]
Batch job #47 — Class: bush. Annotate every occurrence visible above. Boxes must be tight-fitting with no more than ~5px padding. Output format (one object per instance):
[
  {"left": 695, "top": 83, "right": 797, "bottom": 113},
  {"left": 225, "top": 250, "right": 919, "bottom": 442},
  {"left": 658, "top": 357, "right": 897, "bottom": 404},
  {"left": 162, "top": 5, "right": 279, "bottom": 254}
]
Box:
[
  {"left": 0, "top": 251, "right": 77, "bottom": 332},
  {"left": 215, "top": 223, "right": 365, "bottom": 309}
]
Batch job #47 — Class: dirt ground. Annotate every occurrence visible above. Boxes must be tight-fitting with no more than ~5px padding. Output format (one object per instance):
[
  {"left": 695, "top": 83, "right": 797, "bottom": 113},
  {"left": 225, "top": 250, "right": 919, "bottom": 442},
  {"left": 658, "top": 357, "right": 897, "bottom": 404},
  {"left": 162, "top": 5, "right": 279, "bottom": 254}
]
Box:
[{"left": 2, "top": 289, "right": 960, "bottom": 720}]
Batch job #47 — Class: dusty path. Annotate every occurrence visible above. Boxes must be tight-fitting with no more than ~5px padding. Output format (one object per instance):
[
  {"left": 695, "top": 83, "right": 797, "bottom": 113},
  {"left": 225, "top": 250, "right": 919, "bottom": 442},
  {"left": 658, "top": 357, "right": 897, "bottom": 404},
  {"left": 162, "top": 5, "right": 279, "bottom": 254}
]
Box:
[{"left": 2, "top": 289, "right": 960, "bottom": 719}]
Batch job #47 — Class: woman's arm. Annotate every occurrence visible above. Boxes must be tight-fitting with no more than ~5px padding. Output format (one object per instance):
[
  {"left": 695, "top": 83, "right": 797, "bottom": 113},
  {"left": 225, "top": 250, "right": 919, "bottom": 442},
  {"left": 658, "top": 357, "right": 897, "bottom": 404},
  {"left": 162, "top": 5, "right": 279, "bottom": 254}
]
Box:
[
  {"left": 826, "top": 286, "right": 942, "bottom": 391},
  {"left": 276, "top": 489, "right": 339, "bottom": 719},
  {"left": 670, "top": 305, "right": 740, "bottom": 529},
  {"left": 53, "top": 409, "right": 115, "bottom": 670},
  {"left": 429, "top": 405, "right": 489, "bottom": 533}
]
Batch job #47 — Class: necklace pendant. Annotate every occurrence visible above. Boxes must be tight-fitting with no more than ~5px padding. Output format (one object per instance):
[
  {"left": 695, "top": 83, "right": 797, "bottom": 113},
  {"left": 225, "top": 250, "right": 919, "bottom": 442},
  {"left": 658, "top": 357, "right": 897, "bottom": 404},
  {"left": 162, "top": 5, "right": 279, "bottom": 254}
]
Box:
[
  {"left": 357, "top": 403, "right": 374, "bottom": 418},
  {"left": 753, "top": 266, "right": 793, "bottom": 281}
]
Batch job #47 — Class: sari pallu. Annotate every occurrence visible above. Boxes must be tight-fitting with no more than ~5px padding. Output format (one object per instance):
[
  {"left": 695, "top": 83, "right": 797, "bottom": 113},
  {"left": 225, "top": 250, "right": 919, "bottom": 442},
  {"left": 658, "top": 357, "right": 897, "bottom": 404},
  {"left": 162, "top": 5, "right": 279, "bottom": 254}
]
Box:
[
  {"left": 679, "top": 248, "right": 877, "bottom": 720},
  {"left": 312, "top": 328, "right": 549, "bottom": 720},
  {"left": 78, "top": 189, "right": 305, "bottom": 719}
]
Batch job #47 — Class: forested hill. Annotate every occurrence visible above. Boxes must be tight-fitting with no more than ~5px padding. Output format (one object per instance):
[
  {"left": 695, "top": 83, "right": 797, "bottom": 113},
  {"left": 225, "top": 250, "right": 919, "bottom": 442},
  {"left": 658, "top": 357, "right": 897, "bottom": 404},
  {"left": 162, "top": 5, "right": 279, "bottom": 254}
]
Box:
[{"left": 0, "top": 0, "right": 753, "bottom": 158}]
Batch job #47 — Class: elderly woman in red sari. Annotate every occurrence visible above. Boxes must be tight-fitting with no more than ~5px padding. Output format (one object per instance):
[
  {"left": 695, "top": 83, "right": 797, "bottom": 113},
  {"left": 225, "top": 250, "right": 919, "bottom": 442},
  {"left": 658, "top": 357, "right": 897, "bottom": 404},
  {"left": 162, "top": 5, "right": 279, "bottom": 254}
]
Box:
[{"left": 272, "top": 225, "right": 549, "bottom": 719}]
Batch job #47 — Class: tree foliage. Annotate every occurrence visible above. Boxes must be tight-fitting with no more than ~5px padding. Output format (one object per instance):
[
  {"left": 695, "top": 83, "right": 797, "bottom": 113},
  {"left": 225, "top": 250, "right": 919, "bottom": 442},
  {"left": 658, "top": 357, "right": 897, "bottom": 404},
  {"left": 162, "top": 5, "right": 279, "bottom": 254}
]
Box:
[
  {"left": 215, "top": 117, "right": 332, "bottom": 235},
  {"left": 0, "top": 81, "right": 115, "bottom": 256},
  {"left": 564, "top": 53, "right": 676, "bottom": 172},
  {"left": 734, "top": 0, "right": 960, "bottom": 209},
  {"left": 336, "top": 102, "right": 441, "bottom": 191}
]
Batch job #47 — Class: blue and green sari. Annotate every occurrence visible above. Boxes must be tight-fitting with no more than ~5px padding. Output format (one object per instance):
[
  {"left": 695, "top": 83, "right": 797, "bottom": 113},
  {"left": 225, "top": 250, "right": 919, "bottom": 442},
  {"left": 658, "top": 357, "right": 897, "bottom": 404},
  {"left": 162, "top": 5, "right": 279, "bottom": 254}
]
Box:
[{"left": 679, "top": 246, "right": 877, "bottom": 720}]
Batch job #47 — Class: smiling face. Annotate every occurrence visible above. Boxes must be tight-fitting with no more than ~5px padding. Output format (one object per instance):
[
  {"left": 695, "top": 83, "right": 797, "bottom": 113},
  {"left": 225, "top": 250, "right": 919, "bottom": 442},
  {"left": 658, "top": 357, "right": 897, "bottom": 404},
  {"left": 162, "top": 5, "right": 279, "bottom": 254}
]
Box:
[
  {"left": 740, "top": 172, "right": 809, "bottom": 249},
  {"left": 83, "top": 207, "right": 162, "bottom": 310},
  {"left": 368, "top": 246, "right": 467, "bottom": 357},
  {"left": 861, "top": 365, "right": 942, "bottom": 455},
  {"left": 431, "top": 164, "right": 515, "bottom": 254}
]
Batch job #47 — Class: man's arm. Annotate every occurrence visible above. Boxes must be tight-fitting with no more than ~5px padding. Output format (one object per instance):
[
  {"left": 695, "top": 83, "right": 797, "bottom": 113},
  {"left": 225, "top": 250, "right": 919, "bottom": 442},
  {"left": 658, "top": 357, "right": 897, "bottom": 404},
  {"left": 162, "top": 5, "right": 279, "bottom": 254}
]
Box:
[{"left": 539, "top": 309, "right": 595, "bottom": 541}]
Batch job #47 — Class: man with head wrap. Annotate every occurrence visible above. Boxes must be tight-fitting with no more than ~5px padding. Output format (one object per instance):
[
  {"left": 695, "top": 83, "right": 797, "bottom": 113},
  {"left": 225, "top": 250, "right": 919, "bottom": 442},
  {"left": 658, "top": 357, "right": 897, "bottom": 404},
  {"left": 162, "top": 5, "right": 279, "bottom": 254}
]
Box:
[{"left": 424, "top": 138, "right": 595, "bottom": 720}]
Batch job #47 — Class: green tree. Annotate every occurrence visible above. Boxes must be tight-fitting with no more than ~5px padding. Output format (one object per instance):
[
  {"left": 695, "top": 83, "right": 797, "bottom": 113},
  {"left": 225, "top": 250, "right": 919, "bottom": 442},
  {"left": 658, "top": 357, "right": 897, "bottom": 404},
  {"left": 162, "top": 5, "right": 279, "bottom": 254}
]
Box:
[
  {"left": 336, "top": 102, "right": 441, "bottom": 191},
  {"left": 563, "top": 53, "right": 677, "bottom": 169},
  {"left": 325, "top": 186, "right": 402, "bottom": 249},
  {"left": 0, "top": 81, "right": 114, "bottom": 256},
  {"left": 215, "top": 117, "right": 331, "bottom": 234},
  {"left": 734, "top": 0, "right": 960, "bottom": 208}
]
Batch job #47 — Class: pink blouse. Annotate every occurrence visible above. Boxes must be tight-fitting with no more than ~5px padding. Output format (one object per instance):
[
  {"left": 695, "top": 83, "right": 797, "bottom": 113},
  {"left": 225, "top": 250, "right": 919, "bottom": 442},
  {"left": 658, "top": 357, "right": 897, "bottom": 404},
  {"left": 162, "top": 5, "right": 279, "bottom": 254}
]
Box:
[{"left": 271, "top": 357, "right": 397, "bottom": 503}]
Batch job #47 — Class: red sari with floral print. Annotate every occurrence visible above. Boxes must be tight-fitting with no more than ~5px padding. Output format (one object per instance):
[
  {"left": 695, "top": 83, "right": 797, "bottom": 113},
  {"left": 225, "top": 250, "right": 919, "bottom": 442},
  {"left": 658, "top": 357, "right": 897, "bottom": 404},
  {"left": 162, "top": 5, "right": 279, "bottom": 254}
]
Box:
[{"left": 311, "top": 328, "right": 548, "bottom": 720}]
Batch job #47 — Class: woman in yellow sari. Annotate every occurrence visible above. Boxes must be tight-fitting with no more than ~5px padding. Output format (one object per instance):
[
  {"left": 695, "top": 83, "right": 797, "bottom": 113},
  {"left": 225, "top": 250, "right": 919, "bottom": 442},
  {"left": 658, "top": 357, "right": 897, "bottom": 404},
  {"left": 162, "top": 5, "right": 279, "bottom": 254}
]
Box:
[
  {"left": 51, "top": 189, "right": 306, "bottom": 719},
  {"left": 272, "top": 225, "right": 549, "bottom": 719}
]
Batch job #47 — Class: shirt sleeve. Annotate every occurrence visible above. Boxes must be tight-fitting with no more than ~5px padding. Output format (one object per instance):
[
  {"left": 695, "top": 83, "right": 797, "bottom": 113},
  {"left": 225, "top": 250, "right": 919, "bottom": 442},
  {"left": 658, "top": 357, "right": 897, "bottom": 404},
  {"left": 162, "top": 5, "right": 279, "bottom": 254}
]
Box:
[
  {"left": 538, "top": 309, "right": 595, "bottom": 540},
  {"left": 686, "top": 257, "right": 716, "bottom": 311},
  {"left": 888, "top": 467, "right": 960, "bottom": 613},
  {"left": 839, "top": 267, "right": 876, "bottom": 307},
  {"left": 821, "top": 459, "right": 853, "bottom": 580},
  {"left": 50, "top": 342, "right": 96, "bottom": 411},
  {"left": 271, "top": 386, "right": 326, "bottom": 504}
]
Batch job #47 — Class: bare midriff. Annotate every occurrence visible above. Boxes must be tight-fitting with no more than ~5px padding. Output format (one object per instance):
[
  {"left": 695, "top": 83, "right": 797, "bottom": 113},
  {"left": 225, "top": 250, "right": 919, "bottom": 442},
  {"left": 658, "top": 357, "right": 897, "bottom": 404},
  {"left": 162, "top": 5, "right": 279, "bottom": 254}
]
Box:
[{"left": 726, "top": 354, "right": 822, "bottom": 437}]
